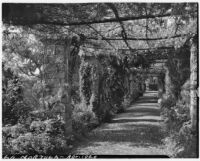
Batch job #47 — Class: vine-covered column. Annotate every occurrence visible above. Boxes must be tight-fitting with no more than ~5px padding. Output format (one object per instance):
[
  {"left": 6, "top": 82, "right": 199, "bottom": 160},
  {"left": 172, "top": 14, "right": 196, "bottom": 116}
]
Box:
[
  {"left": 79, "top": 55, "right": 101, "bottom": 117},
  {"left": 89, "top": 59, "right": 101, "bottom": 114},
  {"left": 190, "top": 35, "right": 198, "bottom": 130},
  {"left": 79, "top": 55, "right": 92, "bottom": 106}
]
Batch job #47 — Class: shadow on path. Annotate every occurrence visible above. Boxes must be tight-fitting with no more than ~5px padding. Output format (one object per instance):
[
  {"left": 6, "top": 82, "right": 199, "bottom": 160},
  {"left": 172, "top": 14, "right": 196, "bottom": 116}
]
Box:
[{"left": 72, "top": 91, "right": 168, "bottom": 156}]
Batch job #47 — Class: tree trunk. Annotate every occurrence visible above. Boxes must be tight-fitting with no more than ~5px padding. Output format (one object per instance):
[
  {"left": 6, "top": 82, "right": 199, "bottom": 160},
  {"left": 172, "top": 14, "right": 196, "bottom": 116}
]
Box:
[{"left": 190, "top": 35, "right": 198, "bottom": 130}]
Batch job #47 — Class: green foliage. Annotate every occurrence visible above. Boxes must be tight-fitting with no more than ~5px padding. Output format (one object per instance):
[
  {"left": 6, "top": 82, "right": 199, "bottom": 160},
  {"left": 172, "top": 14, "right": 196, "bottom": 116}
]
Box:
[
  {"left": 78, "top": 54, "right": 146, "bottom": 125},
  {"left": 161, "top": 97, "right": 189, "bottom": 131},
  {"left": 160, "top": 44, "right": 196, "bottom": 157},
  {"left": 165, "top": 45, "right": 190, "bottom": 99},
  {"left": 161, "top": 94, "right": 196, "bottom": 157},
  {"left": 176, "top": 122, "right": 197, "bottom": 157},
  {"left": 71, "top": 85, "right": 81, "bottom": 104},
  {"left": 160, "top": 95, "right": 176, "bottom": 110},
  {"left": 104, "top": 56, "right": 126, "bottom": 113},
  {"left": 163, "top": 121, "right": 197, "bottom": 158},
  {"left": 128, "top": 55, "right": 150, "bottom": 69},
  {"left": 72, "top": 103, "right": 99, "bottom": 136},
  {"left": 3, "top": 119, "right": 67, "bottom": 155},
  {"left": 79, "top": 61, "right": 92, "bottom": 105},
  {"left": 121, "top": 96, "right": 132, "bottom": 109},
  {"left": 2, "top": 69, "right": 31, "bottom": 125},
  {"left": 98, "top": 102, "right": 114, "bottom": 123}
]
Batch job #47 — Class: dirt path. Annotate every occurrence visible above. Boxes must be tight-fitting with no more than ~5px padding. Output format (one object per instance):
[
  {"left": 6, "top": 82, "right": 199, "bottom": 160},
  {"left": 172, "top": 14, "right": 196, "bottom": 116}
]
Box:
[{"left": 72, "top": 91, "right": 169, "bottom": 156}]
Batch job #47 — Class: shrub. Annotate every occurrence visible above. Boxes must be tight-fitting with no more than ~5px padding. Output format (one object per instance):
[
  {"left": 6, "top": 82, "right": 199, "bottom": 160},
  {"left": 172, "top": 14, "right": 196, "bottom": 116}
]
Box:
[
  {"left": 122, "top": 96, "right": 131, "bottom": 109},
  {"left": 176, "top": 121, "right": 198, "bottom": 158},
  {"left": 163, "top": 121, "right": 198, "bottom": 158},
  {"left": 160, "top": 96, "right": 190, "bottom": 131},
  {"left": 98, "top": 102, "right": 114, "bottom": 123},
  {"left": 160, "top": 95, "right": 176, "bottom": 110},
  {"left": 72, "top": 103, "right": 99, "bottom": 136},
  {"left": 161, "top": 94, "right": 196, "bottom": 158},
  {"left": 3, "top": 77, "right": 31, "bottom": 125},
  {"left": 2, "top": 119, "right": 67, "bottom": 155}
]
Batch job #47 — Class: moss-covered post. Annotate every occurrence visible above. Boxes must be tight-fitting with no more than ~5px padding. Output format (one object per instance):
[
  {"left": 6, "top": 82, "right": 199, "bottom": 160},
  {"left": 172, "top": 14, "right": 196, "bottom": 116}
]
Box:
[{"left": 190, "top": 35, "right": 198, "bottom": 130}]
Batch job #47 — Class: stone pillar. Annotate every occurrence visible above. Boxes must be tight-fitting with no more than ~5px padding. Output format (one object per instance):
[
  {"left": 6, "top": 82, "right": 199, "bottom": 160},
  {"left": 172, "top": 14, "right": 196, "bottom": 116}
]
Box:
[
  {"left": 63, "top": 37, "right": 72, "bottom": 139},
  {"left": 145, "top": 78, "right": 150, "bottom": 91},
  {"left": 164, "top": 65, "right": 174, "bottom": 98},
  {"left": 129, "top": 73, "right": 134, "bottom": 95},
  {"left": 79, "top": 56, "right": 91, "bottom": 106},
  {"left": 79, "top": 56, "right": 101, "bottom": 113},
  {"left": 190, "top": 35, "right": 198, "bottom": 130},
  {"left": 89, "top": 59, "right": 100, "bottom": 112},
  {"left": 157, "top": 74, "right": 165, "bottom": 98}
]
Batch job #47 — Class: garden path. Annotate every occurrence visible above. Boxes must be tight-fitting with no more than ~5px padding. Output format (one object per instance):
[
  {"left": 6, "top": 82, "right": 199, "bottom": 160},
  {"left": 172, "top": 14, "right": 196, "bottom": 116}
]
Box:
[{"left": 72, "top": 91, "right": 169, "bottom": 156}]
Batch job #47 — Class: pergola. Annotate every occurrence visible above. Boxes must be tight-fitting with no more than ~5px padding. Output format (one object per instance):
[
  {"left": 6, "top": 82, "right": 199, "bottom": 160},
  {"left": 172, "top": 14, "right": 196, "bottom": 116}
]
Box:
[
  {"left": 2, "top": 2, "right": 198, "bottom": 133},
  {"left": 3, "top": 3, "right": 197, "bottom": 50}
]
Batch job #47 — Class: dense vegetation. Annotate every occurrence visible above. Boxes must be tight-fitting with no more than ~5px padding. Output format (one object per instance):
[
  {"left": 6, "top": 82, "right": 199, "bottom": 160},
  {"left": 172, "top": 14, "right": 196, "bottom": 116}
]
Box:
[
  {"left": 2, "top": 3, "right": 197, "bottom": 157},
  {"left": 158, "top": 41, "right": 197, "bottom": 157}
]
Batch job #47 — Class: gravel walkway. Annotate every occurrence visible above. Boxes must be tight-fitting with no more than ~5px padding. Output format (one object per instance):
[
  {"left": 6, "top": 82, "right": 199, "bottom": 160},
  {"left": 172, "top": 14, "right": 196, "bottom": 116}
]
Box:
[{"left": 72, "top": 91, "right": 169, "bottom": 156}]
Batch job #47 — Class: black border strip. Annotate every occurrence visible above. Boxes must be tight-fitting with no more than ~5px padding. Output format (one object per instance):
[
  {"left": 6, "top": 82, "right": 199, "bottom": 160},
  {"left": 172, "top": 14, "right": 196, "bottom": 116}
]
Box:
[
  {"left": 196, "top": 2, "right": 199, "bottom": 158},
  {"left": 2, "top": 155, "right": 170, "bottom": 159}
]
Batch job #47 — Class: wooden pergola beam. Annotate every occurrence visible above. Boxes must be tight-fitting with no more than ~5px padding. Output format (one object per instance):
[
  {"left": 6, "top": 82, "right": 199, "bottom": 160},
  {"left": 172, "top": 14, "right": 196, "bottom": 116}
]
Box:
[
  {"left": 4, "top": 14, "right": 173, "bottom": 26},
  {"left": 87, "top": 24, "right": 116, "bottom": 50},
  {"left": 3, "top": 4, "right": 173, "bottom": 26},
  {"left": 106, "top": 3, "right": 132, "bottom": 50},
  {"left": 87, "top": 34, "right": 189, "bottom": 41},
  {"left": 82, "top": 45, "right": 174, "bottom": 51}
]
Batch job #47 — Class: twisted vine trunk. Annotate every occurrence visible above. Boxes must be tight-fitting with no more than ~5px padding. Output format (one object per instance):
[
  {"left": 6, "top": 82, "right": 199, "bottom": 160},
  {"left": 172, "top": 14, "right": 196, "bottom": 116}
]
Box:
[{"left": 190, "top": 35, "right": 198, "bottom": 130}]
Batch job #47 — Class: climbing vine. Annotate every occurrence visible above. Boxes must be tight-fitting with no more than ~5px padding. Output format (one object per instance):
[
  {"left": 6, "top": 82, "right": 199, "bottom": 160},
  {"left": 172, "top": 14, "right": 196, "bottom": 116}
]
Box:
[
  {"left": 160, "top": 43, "right": 197, "bottom": 157},
  {"left": 165, "top": 44, "right": 190, "bottom": 99},
  {"left": 77, "top": 53, "right": 147, "bottom": 125},
  {"left": 79, "top": 60, "right": 92, "bottom": 105}
]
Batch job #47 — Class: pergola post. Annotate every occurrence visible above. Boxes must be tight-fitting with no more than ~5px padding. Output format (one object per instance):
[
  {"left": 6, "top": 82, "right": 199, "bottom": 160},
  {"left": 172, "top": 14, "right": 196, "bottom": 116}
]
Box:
[
  {"left": 79, "top": 55, "right": 101, "bottom": 114},
  {"left": 164, "top": 64, "right": 174, "bottom": 98},
  {"left": 190, "top": 35, "right": 198, "bottom": 130},
  {"left": 62, "top": 37, "right": 73, "bottom": 140}
]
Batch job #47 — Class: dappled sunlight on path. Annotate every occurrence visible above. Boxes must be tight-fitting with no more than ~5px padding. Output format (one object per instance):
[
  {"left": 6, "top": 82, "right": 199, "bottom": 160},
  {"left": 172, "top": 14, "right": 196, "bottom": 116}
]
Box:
[{"left": 72, "top": 91, "right": 169, "bottom": 156}]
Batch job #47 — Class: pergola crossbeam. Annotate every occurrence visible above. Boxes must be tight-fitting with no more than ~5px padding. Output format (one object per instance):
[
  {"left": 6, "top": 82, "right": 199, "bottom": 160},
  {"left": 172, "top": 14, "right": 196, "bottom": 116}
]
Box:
[
  {"left": 106, "top": 3, "right": 133, "bottom": 51},
  {"left": 87, "top": 24, "right": 116, "bottom": 50},
  {"left": 87, "top": 33, "right": 190, "bottom": 41}
]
